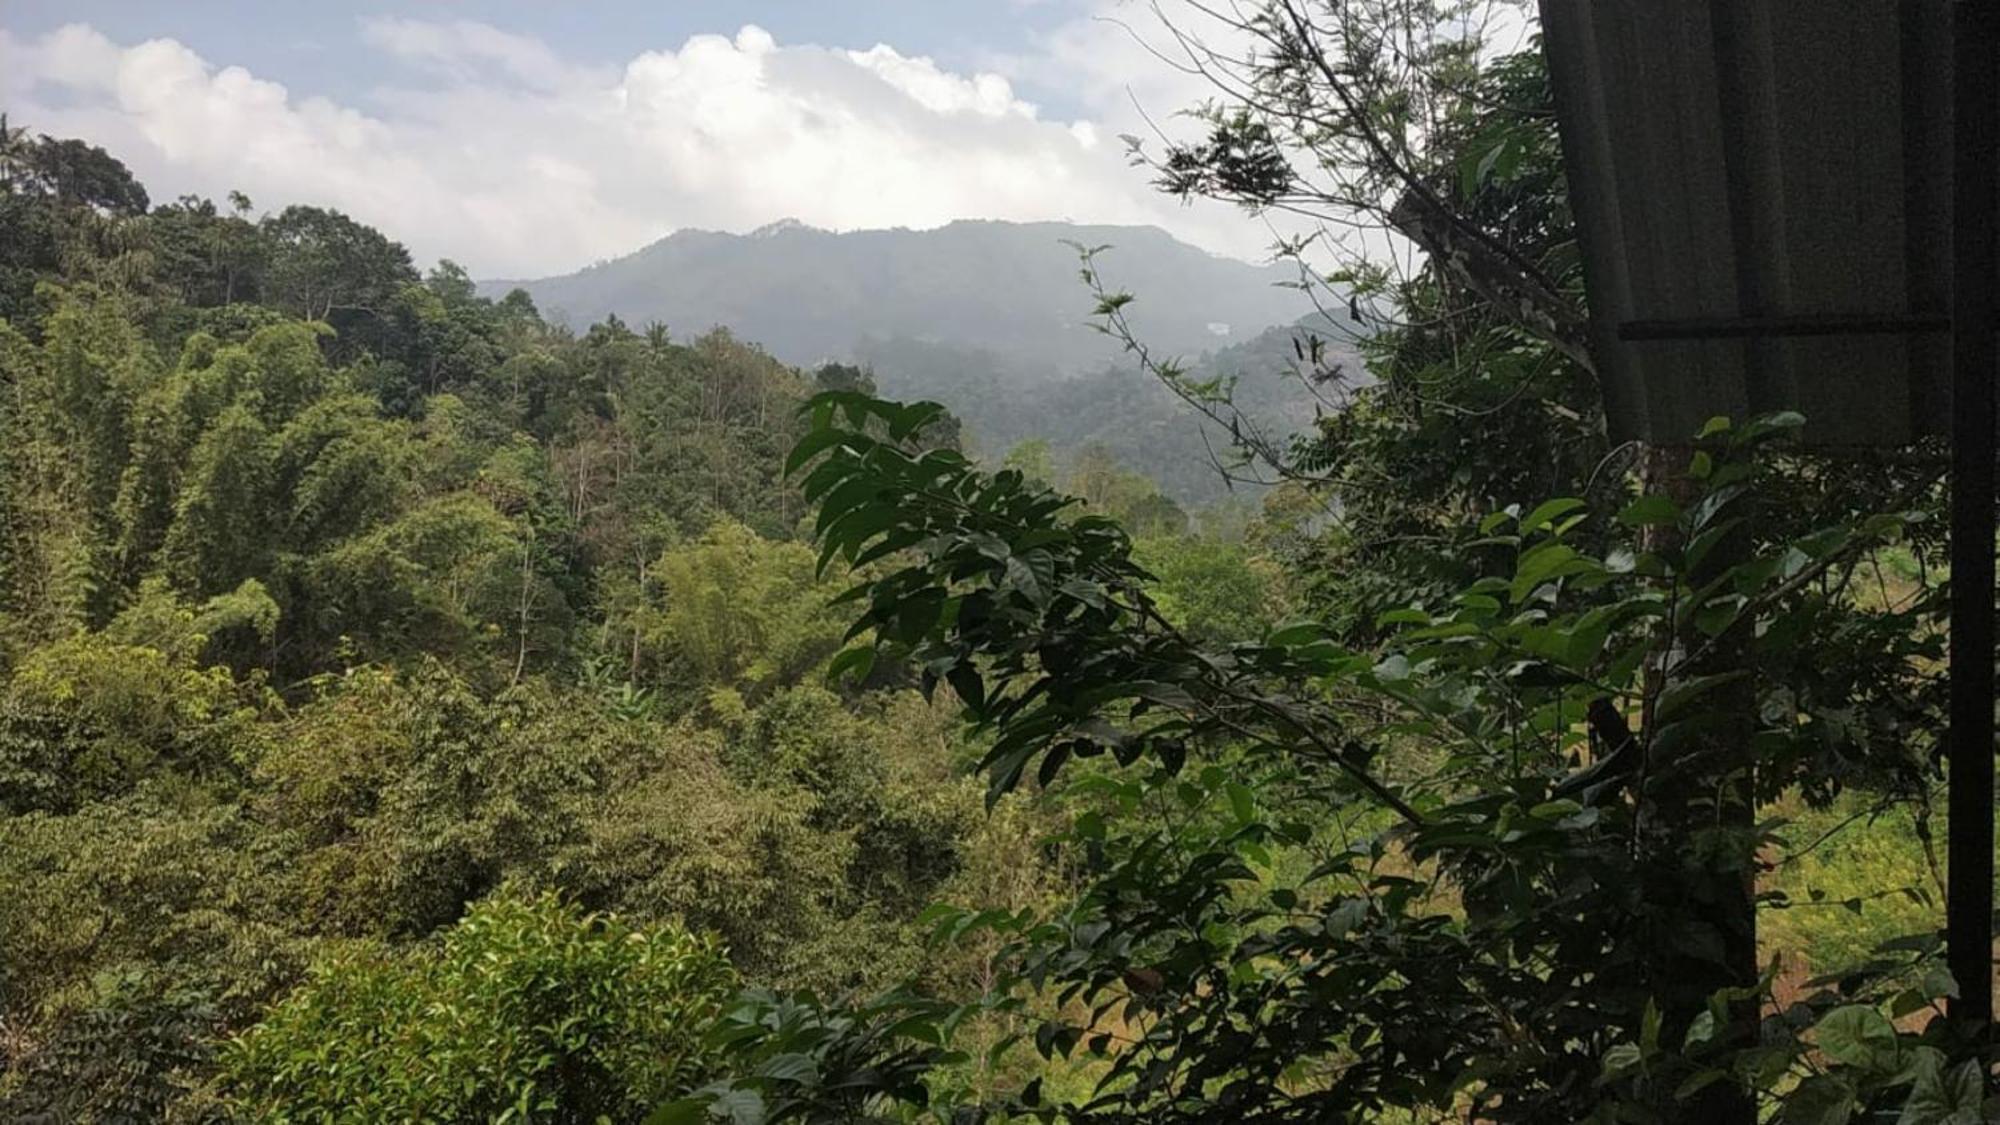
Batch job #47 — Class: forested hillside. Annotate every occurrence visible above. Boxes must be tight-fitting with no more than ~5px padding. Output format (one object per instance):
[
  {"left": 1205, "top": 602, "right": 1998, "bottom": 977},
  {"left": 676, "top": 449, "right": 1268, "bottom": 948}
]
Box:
[
  {"left": 0, "top": 113, "right": 1300, "bottom": 1119},
  {"left": 0, "top": 120, "right": 1170, "bottom": 1117},
  {"left": 485, "top": 218, "right": 1350, "bottom": 501},
  {"left": 857, "top": 317, "right": 1366, "bottom": 505}
]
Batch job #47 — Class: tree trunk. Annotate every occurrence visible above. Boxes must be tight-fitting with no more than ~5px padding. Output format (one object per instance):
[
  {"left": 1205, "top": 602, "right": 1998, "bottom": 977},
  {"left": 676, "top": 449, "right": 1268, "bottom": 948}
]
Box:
[{"left": 511, "top": 522, "right": 536, "bottom": 687}]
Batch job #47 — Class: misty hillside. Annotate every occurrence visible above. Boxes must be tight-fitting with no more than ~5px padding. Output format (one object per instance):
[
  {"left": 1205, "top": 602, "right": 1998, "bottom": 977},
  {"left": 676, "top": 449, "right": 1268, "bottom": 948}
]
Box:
[
  {"left": 487, "top": 219, "right": 1357, "bottom": 503},
  {"left": 858, "top": 319, "right": 1369, "bottom": 505},
  {"left": 483, "top": 219, "right": 1310, "bottom": 376}
]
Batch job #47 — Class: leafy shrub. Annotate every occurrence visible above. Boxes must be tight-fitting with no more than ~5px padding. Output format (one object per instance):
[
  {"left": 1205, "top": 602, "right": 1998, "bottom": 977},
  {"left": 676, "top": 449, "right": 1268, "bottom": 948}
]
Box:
[
  {"left": 1131, "top": 534, "right": 1284, "bottom": 644},
  {"left": 641, "top": 520, "right": 846, "bottom": 693},
  {"left": 0, "top": 973, "right": 221, "bottom": 1125},
  {"left": 664, "top": 396, "right": 1967, "bottom": 1124},
  {"left": 222, "top": 889, "right": 736, "bottom": 1122},
  {"left": 0, "top": 631, "right": 264, "bottom": 814}
]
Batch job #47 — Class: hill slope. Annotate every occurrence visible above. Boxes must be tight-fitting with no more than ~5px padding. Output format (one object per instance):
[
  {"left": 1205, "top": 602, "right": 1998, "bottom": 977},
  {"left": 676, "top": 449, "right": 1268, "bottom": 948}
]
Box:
[
  {"left": 484, "top": 219, "right": 1309, "bottom": 376},
  {"left": 486, "top": 220, "right": 1359, "bottom": 503},
  {"left": 857, "top": 319, "right": 1368, "bottom": 505}
]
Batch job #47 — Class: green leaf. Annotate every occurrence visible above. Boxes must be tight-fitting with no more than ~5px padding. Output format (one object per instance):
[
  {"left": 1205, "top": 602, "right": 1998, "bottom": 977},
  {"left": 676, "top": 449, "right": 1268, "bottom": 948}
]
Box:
[
  {"left": 889, "top": 589, "right": 945, "bottom": 644},
  {"left": 886, "top": 401, "right": 946, "bottom": 441},
  {"left": 1812, "top": 1004, "right": 1899, "bottom": 1072},
  {"left": 1519, "top": 497, "right": 1586, "bottom": 534},
  {"left": 785, "top": 427, "right": 852, "bottom": 476},
  {"left": 1683, "top": 1009, "right": 1717, "bottom": 1049},
  {"left": 825, "top": 645, "right": 876, "bottom": 687},
  {"left": 1371, "top": 653, "right": 1412, "bottom": 682},
  {"left": 1655, "top": 671, "right": 1750, "bottom": 722},
  {"left": 1510, "top": 541, "right": 1588, "bottom": 603},
  {"left": 1004, "top": 553, "right": 1054, "bottom": 607},
  {"left": 1266, "top": 621, "right": 1324, "bottom": 646},
  {"left": 947, "top": 664, "right": 985, "bottom": 711},
  {"left": 647, "top": 1100, "right": 706, "bottom": 1125},
  {"left": 968, "top": 533, "right": 1011, "bottom": 562},
  {"left": 1898, "top": 1053, "right": 1985, "bottom": 1124},
  {"left": 1325, "top": 898, "right": 1368, "bottom": 938},
  {"left": 1640, "top": 998, "right": 1662, "bottom": 1055},
  {"left": 1753, "top": 410, "right": 1807, "bottom": 435},
  {"left": 818, "top": 504, "right": 900, "bottom": 570},
  {"left": 1674, "top": 1068, "right": 1728, "bottom": 1101},
  {"left": 710, "top": 1088, "right": 767, "bottom": 1125},
  {"left": 1618, "top": 494, "right": 1682, "bottom": 527},
  {"left": 1225, "top": 782, "right": 1256, "bottom": 824},
  {"left": 1529, "top": 798, "right": 1583, "bottom": 821},
  {"left": 814, "top": 477, "right": 884, "bottom": 535},
  {"left": 1599, "top": 1042, "right": 1646, "bottom": 1084},
  {"left": 1779, "top": 1076, "right": 1856, "bottom": 1125},
  {"left": 1564, "top": 608, "right": 1615, "bottom": 668},
  {"left": 757, "top": 1053, "right": 818, "bottom": 1082}
]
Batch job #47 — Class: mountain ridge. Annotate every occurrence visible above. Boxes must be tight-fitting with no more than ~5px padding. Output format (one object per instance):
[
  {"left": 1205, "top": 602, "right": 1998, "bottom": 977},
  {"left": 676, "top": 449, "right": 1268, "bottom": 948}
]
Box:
[{"left": 480, "top": 218, "right": 1311, "bottom": 377}]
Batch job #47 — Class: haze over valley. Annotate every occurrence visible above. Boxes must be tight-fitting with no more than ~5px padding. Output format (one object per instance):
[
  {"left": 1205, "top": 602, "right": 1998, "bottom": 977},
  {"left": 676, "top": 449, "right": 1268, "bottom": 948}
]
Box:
[{"left": 488, "top": 217, "right": 1355, "bottom": 500}]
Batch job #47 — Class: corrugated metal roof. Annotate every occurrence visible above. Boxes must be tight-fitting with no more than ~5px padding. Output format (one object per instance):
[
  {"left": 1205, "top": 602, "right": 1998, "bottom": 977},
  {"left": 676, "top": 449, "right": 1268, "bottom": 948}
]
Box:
[{"left": 1541, "top": 0, "right": 1962, "bottom": 445}]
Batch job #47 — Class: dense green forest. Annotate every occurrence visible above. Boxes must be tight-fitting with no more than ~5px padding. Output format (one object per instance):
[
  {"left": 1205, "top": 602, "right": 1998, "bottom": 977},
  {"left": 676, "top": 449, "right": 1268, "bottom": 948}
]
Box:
[
  {"left": 492, "top": 217, "right": 1353, "bottom": 508},
  {"left": 854, "top": 321, "right": 1359, "bottom": 507},
  {"left": 0, "top": 113, "right": 1280, "bottom": 1120},
  {"left": 0, "top": 3, "right": 1993, "bottom": 1122}
]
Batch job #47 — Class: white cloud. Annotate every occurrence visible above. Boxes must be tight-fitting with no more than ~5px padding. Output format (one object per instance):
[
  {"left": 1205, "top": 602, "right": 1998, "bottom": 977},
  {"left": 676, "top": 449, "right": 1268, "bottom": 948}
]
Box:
[
  {"left": 983, "top": 2, "right": 1319, "bottom": 258},
  {"left": 359, "top": 17, "right": 605, "bottom": 92},
  {"left": 845, "top": 44, "right": 1035, "bottom": 119},
  {"left": 0, "top": 18, "right": 1284, "bottom": 277},
  {"left": 986, "top": 1, "right": 1430, "bottom": 274}
]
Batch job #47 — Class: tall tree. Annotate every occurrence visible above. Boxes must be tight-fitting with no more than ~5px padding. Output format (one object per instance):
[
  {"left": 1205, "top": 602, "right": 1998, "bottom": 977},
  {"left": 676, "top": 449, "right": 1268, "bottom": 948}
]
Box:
[{"left": 260, "top": 205, "right": 417, "bottom": 352}]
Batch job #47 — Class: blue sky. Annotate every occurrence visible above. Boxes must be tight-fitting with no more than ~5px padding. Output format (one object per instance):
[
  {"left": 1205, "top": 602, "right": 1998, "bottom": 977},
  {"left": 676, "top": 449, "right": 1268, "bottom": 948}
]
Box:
[
  {"left": 3, "top": 2, "right": 1103, "bottom": 118},
  {"left": 1, "top": 1, "right": 1272, "bottom": 276}
]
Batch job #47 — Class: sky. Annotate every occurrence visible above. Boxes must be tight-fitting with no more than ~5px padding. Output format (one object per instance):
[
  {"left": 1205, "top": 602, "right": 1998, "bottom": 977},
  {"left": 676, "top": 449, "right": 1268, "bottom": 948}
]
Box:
[{"left": 0, "top": 1, "right": 1285, "bottom": 278}]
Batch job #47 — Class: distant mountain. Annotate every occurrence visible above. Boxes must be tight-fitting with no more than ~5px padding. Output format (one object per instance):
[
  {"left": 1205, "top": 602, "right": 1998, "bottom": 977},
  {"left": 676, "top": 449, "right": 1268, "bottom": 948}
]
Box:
[
  {"left": 483, "top": 219, "right": 1362, "bottom": 505},
  {"left": 482, "top": 219, "right": 1309, "bottom": 376},
  {"left": 859, "top": 319, "right": 1369, "bottom": 506}
]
